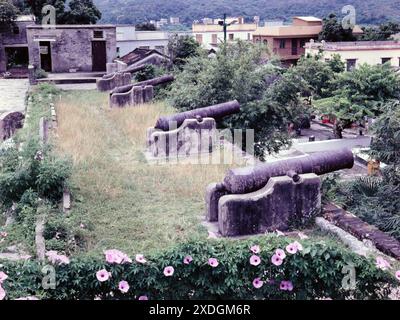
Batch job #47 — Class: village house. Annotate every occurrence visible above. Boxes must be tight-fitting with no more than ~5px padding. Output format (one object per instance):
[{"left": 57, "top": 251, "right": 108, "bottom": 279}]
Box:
[
  {"left": 26, "top": 24, "right": 117, "bottom": 73},
  {"left": 116, "top": 25, "right": 192, "bottom": 57},
  {"left": 192, "top": 17, "right": 257, "bottom": 50},
  {"left": 0, "top": 15, "right": 35, "bottom": 75},
  {"left": 253, "top": 16, "right": 363, "bottom": 65},
  {"left": 305, "top": 40, "right": 400, "bottom": 71}
]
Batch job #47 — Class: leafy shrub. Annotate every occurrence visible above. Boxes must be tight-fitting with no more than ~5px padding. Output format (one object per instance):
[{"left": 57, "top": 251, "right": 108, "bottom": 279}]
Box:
[{"left": 0, "top": 236, "right": 396, "bottom": 300}]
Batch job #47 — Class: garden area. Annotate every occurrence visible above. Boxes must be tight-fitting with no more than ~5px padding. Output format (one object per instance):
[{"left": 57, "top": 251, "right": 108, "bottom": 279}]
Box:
[{"left": 1, "top": 40, "right": 400, "bottom": 300}]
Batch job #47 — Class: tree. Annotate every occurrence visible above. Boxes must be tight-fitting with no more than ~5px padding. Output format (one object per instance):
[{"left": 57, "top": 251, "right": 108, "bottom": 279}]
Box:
[
  {"left": 168, "top": 41, "right": 306, "bottom": 158},
  {"left": 313, "top": 63, "right": 400, "bottom": 125},
  {"left": 369, "top": 101, "right": 400, "bottom": 164},
  {"left": 135, "top": 22, "right": 156, "bottom": 31},
  {"left": 360, "top": 22, "right": 400, "bottom": 41},
  {"left": 319, "top": 13, "right": 356, "bottom": 42},
  {"left": 0, "top": 0, "right": 19, "bottom": 30},
  {"left": 63, "top": 0, "right": 101, "bottom": 24},
  {"left": 26, "top": 0, "right": 67, "bottom": 23},
  {"left": 168, "top": 34, "right": 200, "bottom": 67}
]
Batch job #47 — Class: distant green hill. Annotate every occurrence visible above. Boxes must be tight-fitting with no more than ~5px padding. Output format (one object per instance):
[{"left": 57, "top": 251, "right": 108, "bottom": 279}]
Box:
[{"left": 94, "top": 0, "right": 400, "bottom": 26}]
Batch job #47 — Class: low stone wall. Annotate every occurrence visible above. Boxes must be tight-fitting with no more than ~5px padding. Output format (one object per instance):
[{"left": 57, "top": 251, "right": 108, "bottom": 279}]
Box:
[
  {"left": 323, "top": 203, "right": 400, "bottom": 260},
  {"left": 0, "top": 111, "right": 25, "bottom": 141},
  {"left": 96, "top": 72, "right": 131, "bottom": 92}
]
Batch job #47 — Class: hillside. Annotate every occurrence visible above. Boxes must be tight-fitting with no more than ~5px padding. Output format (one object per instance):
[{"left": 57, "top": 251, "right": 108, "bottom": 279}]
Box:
[{"left": 94, "top": 0, "right": 400, "bottom": 26}]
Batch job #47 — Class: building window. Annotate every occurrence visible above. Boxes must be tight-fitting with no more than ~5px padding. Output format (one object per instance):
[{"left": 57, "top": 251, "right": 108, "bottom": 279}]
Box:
[
  {"left": 13, "top": 26, "right": 19, "bottom": 34},
  {"left": 229, "top": 33, "right": 234, "bottom": 41},
  {"left": 195, "top": 34, "right": 203, "bottom": 44},
  {"left": 300, "top": 39, "right": 306, "bottom": 48},
  {"left": 263, "top": 39, "right": 268, "bottom": 45},
  {"left": 247, "top": 33, "right": 251, "bottom": 40},
  {"left": 279, "top": 39, "right": 286, "bottom": 49},
  {"left": 211, "top": 34, "right": 218, "bottom": 44},
  {"left": 93, "top": 30, "right": 104, "bottom": 39},
  {"left": 346, "top": 59, "right": 357, "bottom": 71},
  {"left": 381, "top": 57, "right": 392, "bottom": 64}
]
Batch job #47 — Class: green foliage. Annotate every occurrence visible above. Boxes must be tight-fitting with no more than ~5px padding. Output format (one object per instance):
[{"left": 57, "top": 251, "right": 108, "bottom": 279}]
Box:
[
  {"left": 318, "top": 13, "right": 356, "bottom": 42},
  {"left": 360, "top": 22, "right": 400, "bottom": 41},
  {"left": 168, "top": 34, "right": 201, "bottom": 67},
  {"left": 135, "top": 22, "right": 156, "bottom": 31},
  {"left": 0, "top": 0, "right": 18, "bottom": 29},
  {"left": 0, "top": 236, "right": 396, "bottom": 300},
  {"left": 369, "top": 101, "right": 400, "bottom": 165},
  {"left": 324, "top": 166, "right": 400, "bottom": 241},
  {"left": 168, "top": 41, "right": 308, "bottom": 158},
  {"left": 25, "top": 0, "right": 101, "bottom": 24},
  {"left": 63, "top": 0, "right": 101, "bottom": 24},
  {"left": 94, "top": 0, "right": 399, "bottom": 26},
  {"left": 313, "top": 63, "right": 400, "bottom": 124}
]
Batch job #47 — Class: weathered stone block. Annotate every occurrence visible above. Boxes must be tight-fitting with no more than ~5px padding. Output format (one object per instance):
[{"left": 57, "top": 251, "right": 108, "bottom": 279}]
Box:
[
  {"left": 205, "top": 183, "right": 229, "bottom": 222},
  {"left": 96, "top": 72, "right": 131, "bottom": 92},
  {"left": 217, "top": 174, "right": 321, "bottom": 237}
]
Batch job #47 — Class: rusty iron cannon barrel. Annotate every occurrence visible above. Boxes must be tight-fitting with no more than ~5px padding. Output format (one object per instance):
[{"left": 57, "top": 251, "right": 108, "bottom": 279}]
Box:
[
  {"left": 155, "top": 100, "right": 241, "bottom": 131},
  {"left": 223, "top": 148, "right": 354, "bottom": 194},
  {"left": 111, "top": 75, "right": 175, "bottom": 94}
]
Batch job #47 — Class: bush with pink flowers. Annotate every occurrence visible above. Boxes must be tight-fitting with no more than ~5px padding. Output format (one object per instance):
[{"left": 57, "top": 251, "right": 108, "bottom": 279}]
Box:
[{"left": 0, "top": 236, "right": 397, "bottom": 300}]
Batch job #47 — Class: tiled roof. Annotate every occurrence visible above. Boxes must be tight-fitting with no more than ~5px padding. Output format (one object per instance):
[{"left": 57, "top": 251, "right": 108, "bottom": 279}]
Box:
[{"left": 118, "top": 48, "right": 169, "bottom": 66}]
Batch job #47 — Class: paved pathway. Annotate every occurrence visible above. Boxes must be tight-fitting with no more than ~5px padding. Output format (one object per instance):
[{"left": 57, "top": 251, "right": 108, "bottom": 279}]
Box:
[{"left": 0, "top": 79, "right": 29, "bottom": 114}]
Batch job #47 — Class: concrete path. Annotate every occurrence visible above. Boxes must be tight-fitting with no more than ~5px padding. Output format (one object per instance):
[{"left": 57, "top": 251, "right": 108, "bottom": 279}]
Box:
[{"left": 0, "top": 79, "right": 29, "bottom": 114}]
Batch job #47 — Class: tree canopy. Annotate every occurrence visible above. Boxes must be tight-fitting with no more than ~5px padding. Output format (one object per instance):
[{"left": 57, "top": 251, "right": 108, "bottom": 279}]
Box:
[
  {"left": 0, "top": 0, "right": 19, "bottom": 29},
  {"left": 318, "top": 13, "right": 356, "bottom": 42}
]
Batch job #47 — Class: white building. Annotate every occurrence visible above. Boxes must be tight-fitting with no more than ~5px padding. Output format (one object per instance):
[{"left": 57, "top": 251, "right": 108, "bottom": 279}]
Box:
[
  {"left": 192, "top": 17, "right": 257, "bottom": 50},
  {"left": 116, "top": 26, "right": 193, "bottom": 57},
  {"left": 305, "top": 40, "right": 400, "bottom": 71}
]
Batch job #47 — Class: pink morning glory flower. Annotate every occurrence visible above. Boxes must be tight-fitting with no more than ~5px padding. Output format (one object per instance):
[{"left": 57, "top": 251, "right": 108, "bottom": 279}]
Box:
[
  {"left": 163, "top": 266, "right": 174, "bottom": 277},
  {"left": 105, "top": 249, "right": 132, "bottom": 264},
  {"left": 118, "top": 281, "right": 130, "bottom": 293},
  {"left": 275, "top": 249, "right": 286, "bottom": 260},
  {"left": 135, "top": 254, "right": 147, "bottom": 264},
  {"left": 271, "top": 254, "right": 283, "bottom": 266},
  {"left": 0, "top": 271, "right": 8, "bottom": 283},
  {"left": 183, "top": 256, "right": 193, "bottom": 265},
  {"left": 139, "top": 295, "right": 149, "bottom": 300},
  {"left": 293, "top": 241, "right": 303, "bottom": 251},
  {"left": 250, "top": 255, "right": 261, "bottom": 266},
  {"left": 208, "top": 258, "right": 219, "bottom": 268},
  {"left": 252, "top": 278, "right": 264, "bottom": 289},
  {"left": 376, "top": 257, "right": 391, "bottom": 270},
  {"left": 395, "top": 270, "right": 400, "bottom": 281},
  {"left": 250, "top": 245, "right": 260, "bottom": 254},
  {"left": 286, "top": 243, "right": 298, "bottom": 255},
  {"left": 280, "top": 281, "right": 294, "bottom": 291},
  {"left": 96, "top": 269, "right": 111, "bottom": 282},
  {"left": 0, "top": 285, "right": 5, "bottom": 301}
]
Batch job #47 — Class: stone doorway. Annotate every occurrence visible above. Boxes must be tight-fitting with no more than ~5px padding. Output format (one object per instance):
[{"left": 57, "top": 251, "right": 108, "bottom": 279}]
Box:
[
  {"left": 92, "top": 41, "right": 107, "bottom": 72},
  {"left": 39, "top": 41, "right": 52, "bottom": 72}
]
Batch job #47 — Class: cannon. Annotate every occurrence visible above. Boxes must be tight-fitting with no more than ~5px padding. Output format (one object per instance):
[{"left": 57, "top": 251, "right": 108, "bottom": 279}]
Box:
[
  {"left": 109, "top": 75, "right": 175, "bottom": 108},
  {"left": 111, "top": 75, "right": 175, "bottom": 95},
  {"left": 205, "top": 148, "right": 355, "bottom": 237},
  {"left": 155, "top": 100, "right": 241, "bottom": 131},
  {"left": 146, "top": 100, "right": 241, "bottom": 159},
  {"left": 223, "top": 148, "right": 354, "bottom": 194}
]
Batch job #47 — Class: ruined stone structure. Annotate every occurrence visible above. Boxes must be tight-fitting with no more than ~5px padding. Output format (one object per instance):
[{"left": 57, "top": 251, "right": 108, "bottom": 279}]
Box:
[
  {"left": 0, "top": 16, "right": 35, "bottom": 74},
  {"left": 206, "top": 148, "right": 355, "bottom": 236},
  {"left": 0, "top": 111, "right": 25, "bottom": 140},
  {"left": 96, "top": 72, "right": 131, "bottom": 92},
  {"left": 147, "top": 100, "right": 241, "bottom": 158},
  {"left": 109, "top": 75, "right": 174, "bottom": 108},
  {"left": 26, "top": 25, "right": 116, "bottom": 73}
]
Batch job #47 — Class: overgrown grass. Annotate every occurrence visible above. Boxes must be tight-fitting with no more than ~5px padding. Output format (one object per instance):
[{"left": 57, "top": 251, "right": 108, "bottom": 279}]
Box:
[{"left": 55, "top": 91, "right": 235, "bottom": 255}]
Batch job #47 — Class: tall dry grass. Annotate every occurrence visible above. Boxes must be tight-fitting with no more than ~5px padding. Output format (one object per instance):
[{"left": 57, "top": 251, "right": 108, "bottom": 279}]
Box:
[{"left": 55, "top": 90, "right": 235, "bottom": 254}]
